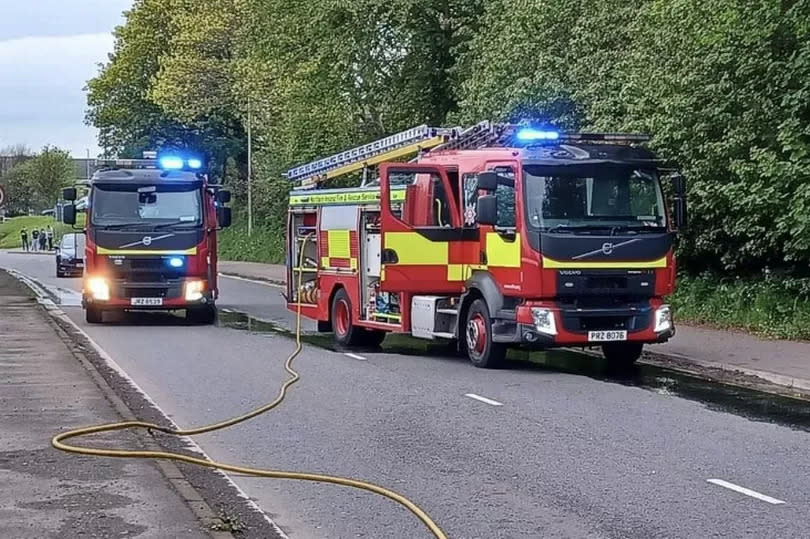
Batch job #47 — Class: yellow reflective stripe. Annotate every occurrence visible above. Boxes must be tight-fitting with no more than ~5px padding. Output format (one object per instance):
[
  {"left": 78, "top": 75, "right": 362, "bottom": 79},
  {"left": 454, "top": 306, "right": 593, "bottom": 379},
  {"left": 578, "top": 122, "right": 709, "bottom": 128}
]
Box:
[
  {"left": 486, "top": 232, "right": 520, "bottom": 268},
  {"left": 320, "top": 256, "right": 330, "bottom": 268},
  {"left": 350, "top": 258, "right": 358, "bottom": 270},
  {"left": 542, "top": 256, "right": 668, "bottom": 269},
  {"left": 327, "top": 230, "right": 351, "bottom": 258},
  {"left": 96, "top": 247, "right": 197, "bottom": 255},
  {"left": 447, "top": 264, "right": 463, "bottom": 281},
  {"left": 289, "top": 188, "right": 405, "bottom": 206},
  {"left": 384, "top": 232, "right": 448, "bottom": 265}
]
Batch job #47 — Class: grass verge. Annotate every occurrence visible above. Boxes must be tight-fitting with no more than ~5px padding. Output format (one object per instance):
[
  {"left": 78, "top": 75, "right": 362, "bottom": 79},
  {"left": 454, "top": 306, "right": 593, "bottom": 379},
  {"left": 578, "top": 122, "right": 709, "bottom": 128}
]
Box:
[
  {"left": 671, "top": 274, "right": 810, "bottom": 341},
  {"left": 0, "top": 215, "right": 83, "bottom": 249},
  {"left": 217, "top": 218, "right": 285, "bottom": 264}
]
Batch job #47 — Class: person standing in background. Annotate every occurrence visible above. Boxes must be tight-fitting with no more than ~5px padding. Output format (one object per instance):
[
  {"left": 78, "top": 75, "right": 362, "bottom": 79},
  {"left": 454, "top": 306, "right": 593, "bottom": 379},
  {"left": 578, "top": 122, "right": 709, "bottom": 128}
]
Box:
[
  {"left": 20, "top": 228, "right": 29, "bottom": 251},
  {"left": 31, "top": 228, "right": 39, "bottom": 251},
  {"left": 39, "top": 228, "right": 47, "bottom": 251},
  {"left": 46, "top": 225, "right": 54, "bottom": 250}
]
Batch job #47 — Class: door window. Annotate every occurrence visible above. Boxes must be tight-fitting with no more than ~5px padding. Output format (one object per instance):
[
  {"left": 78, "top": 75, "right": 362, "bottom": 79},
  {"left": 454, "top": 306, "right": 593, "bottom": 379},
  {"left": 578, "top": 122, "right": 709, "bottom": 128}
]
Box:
[{"left": 389, "top": 171, "right": 453, "bottom": 227}]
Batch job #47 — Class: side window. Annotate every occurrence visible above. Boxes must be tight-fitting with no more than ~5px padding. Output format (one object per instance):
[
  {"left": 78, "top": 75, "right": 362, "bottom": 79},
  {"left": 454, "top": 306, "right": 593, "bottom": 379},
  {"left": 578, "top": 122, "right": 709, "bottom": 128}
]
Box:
[
  {"left": 462, "top": 167, "right": 516, "bottom": 228},
  {"left": 463, "top": 174, "right": 478, "bottom": 226},
  {"left": 389, "top": 171, "right": 451, "bottom": 227},
  {"left": 495, "top": 183, "right": 516, "bottom": 228}
]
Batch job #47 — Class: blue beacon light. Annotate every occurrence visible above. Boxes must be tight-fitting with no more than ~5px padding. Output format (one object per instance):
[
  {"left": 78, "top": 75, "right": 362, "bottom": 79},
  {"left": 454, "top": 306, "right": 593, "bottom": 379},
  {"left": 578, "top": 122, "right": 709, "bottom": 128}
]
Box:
[
  {"left": 187, "top": 158, "right": 203, "bottom": 170},
  {"left": 516, "top": 128, "right": 560, "bottom": 142},
  {"left": 159, "top": 156, "right": 184, "bottom": 170},
  {"left": 168, "top": 257, "right": 184, "bottom": 268}
]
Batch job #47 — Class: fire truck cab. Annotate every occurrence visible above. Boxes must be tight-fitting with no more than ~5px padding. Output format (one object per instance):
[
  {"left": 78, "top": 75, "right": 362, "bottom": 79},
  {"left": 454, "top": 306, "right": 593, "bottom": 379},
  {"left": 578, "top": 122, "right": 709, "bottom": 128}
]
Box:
[
  {"left": 62, "top": 154, "right": 232, "bottom": 325},
  {"left": 285, "top": 123, "right": 686, "bottom": 368}
]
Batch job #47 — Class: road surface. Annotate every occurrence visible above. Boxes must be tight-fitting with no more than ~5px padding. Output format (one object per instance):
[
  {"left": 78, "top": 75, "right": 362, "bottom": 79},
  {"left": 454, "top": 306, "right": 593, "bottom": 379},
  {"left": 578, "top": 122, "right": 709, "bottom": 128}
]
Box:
[{"left": 2, "top": 251, "right": 809, "bottom": 539}]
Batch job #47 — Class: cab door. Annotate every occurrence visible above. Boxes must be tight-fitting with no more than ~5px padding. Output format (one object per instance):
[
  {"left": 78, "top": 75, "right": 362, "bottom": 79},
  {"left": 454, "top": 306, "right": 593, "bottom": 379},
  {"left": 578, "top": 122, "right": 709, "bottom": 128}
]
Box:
[{"left": 379, "top": 163, "right": 464, "bottom": 293}]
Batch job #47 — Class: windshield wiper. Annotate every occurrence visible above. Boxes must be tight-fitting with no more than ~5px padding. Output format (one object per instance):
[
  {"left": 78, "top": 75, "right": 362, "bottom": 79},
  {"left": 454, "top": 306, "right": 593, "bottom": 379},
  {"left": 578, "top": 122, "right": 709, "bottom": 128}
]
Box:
[
  {"left": 99, "top": 222, "right": 151, "bottom": 230},
  {"left": 546, "top": 224, "right": 611, "bottom": 234},
  {"left": 152, "top": 219, "right": 199, "bottom": 230},
  {"left": 609, "top": 224, "right": 666, "bottom": 235}
]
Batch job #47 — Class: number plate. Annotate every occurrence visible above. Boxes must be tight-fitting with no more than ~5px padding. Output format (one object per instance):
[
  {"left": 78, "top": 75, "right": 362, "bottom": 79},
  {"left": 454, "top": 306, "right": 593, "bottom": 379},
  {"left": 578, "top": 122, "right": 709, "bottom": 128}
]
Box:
[
  {"left": 588, "top": 330, "right": 627, "bottom": 342},
  {"left": 130, "top": 297, "right": 163, "bottom": 306}
]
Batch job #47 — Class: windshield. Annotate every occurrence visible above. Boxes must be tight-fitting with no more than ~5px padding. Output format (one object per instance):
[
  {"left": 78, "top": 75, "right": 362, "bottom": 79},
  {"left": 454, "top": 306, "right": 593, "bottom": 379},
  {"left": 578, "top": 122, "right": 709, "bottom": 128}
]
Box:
[
  {"left": 90, "top": 183, "right": 203, "bottom": 228},
  {"left": 523, "top": 165, "right": 666, "bottom": 231},
  {"left": 60, "top": 234, "right": 86, "bottom": 252}
]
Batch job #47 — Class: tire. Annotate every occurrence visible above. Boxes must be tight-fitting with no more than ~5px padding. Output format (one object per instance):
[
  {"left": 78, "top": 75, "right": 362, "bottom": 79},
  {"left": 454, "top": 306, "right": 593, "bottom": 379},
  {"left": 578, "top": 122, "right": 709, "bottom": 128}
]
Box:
[
  {"left": 601, "top": 342, "right": 643, "bottom": 368},
  {"left": 85, "top": 306, "right": 103, "bottom": 324},
  {"left": 331, "top": 288, "right": 364, "bottom": 346},
  {"left": 56, "top": 267, "right": 65, "bottom": 278},
  {"left": 464, "top": 298, "right": 507, "bottom": 368},
  {"left": 187, "top": 304, "right": 217, "bottom": 325},
  {"left": 361, "top": 329, "right": 386, "bottom": 348}
]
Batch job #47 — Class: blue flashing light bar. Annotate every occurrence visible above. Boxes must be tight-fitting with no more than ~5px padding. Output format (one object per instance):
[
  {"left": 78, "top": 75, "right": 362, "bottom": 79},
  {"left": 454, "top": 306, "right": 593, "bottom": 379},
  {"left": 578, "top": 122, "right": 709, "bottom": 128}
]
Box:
[
  {"left": 159, "top": 156, "right": 184, "bottom": 170},
  {"left": 516, "top": 128, "right": 560, "bottom": 142},
  {"left": 187, "top": 158, "right": 203, "bottom": 170}
]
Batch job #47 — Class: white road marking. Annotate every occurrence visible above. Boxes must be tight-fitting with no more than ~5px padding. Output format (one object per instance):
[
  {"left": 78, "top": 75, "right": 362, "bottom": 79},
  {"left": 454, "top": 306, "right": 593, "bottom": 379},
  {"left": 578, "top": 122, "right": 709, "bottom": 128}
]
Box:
[
  {"left": 4, "top": 267, "right": 291, "bottom": 538},
  {"left": 464, "top": 393, "right": 504, "bottom": 406},
  {"left": 344, "top": 352, "right": 367, "bottom": 361},
  {"left": 219, "top": 272, "right": 284, "bottom": 289},
  {"left": 707, "top": 479, "right": 786, "bottom": 505}
]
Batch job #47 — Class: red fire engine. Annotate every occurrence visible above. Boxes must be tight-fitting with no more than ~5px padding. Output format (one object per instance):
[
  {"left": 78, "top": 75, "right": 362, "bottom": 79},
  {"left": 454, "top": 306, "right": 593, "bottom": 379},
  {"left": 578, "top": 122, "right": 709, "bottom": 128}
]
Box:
[
  {"left": 285, "top": 122, "right": 686, "bottom": 368},
  {"left": 62, "top": 154, "right": 232, "bottom": 324}
]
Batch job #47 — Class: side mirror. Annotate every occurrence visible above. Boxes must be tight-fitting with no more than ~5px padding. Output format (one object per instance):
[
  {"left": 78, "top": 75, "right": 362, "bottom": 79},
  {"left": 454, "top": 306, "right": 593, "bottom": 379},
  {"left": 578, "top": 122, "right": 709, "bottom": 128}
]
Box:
[
  {"left": 63, "top": 205, "right": 77, "bottom": 225},
  {"left": 476, "top": 172, "right": 498, "bottom": 192},
  {"left": 674, "top": 197, "right": 688, "bottom": 231},
  {"left": 476, "top": 195, "right": 498, "bottom": 226},
  {"left": 217, "top": 206, "right": 232, "bottom": 228},
  {"left": 216, "top": 189, "right": 231, "bottom": 204},
  {"left": 671, "top": 173, "right": 687, "bottom": 231},
  {"left": 63, "top": 187, "right": 77, "bottom": 201}
]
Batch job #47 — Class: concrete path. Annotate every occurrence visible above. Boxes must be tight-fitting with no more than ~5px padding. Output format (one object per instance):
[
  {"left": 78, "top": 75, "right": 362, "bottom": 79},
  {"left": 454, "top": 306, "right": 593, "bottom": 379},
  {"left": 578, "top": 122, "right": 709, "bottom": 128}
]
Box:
[{"left": 0, "top": 269, "right": 219, "bottom": 539}]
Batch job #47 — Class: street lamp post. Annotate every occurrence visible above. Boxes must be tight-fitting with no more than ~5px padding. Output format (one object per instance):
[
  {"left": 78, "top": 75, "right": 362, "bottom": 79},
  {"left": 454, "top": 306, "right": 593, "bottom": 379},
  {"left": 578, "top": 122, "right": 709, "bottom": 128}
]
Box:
[{"left": 247, "top": 98, "right": 253, "bottom": 237}]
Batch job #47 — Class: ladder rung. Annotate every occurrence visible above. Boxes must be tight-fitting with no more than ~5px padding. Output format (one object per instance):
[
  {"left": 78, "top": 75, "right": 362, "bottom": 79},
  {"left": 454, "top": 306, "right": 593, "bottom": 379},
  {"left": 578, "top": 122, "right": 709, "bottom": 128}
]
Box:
[{"left": 286, "top": 124, "right": 458, "bottom": 183}]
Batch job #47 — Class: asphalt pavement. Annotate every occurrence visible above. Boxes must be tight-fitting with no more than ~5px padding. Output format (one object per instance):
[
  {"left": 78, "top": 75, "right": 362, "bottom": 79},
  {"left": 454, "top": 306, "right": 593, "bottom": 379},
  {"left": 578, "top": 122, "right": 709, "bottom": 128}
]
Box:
[{"left": 3, "top": 250, "right": 810, "bottom": 539}]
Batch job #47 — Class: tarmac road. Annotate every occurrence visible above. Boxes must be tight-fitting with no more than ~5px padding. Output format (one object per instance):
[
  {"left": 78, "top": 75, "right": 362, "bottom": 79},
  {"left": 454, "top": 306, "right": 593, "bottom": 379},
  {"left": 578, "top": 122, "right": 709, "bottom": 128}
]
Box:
[{"left": 3, "top": 250, "right": 810, "bottom": 539}]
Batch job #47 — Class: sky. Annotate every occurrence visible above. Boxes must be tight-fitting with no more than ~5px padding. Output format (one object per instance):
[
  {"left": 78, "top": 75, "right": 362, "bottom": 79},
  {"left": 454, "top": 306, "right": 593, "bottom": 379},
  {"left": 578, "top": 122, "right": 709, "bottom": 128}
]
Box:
[{"left": 0, "top": 0, "right": 132, "bottom": 157}]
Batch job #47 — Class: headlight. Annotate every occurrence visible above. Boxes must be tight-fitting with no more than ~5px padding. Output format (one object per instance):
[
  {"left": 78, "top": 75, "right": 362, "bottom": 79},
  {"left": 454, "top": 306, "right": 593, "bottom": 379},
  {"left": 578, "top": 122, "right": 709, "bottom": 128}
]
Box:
[
  {"left": 531, "top": 307, "right": 557, "bottom": 336},
  {"left": 86, "top": 277, "right": 110, "bottom": 301},
  {"left": 654, "top": 305, "right": 672, "bottom": 333},
  {"left": 184, "top": 280, "right": 205, "bottom": 301}
]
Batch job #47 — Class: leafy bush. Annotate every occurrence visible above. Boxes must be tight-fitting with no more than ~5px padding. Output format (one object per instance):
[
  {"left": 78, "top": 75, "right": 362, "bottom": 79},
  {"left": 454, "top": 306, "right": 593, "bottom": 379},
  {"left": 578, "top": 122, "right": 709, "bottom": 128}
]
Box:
[{"left": 672, "top": 273, "right": 810, "bottom": 340}]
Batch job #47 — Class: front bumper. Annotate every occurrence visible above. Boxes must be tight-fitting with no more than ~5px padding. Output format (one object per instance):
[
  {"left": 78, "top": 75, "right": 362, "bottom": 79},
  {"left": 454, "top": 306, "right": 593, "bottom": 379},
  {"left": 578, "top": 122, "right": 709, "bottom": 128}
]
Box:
[
  {"left": 492, "top": 299, "right": 675, "bottom": 348},
  {"left": 82, "top": 278, "right": 213, "bottom": 311},
  {"left": 58, "top": 258, "right": 84, "bottom": 273}
]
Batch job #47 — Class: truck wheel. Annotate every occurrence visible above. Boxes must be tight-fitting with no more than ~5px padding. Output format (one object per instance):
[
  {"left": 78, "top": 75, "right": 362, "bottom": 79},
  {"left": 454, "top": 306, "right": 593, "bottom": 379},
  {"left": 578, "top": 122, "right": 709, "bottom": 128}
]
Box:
[
  {"left": 85, "top": 307, "right": 103, "bottom": 324},
  {"left": 465, "top": 299, "right": 506, "bottom": 368},
  {"left": 601, "top": 342, "right": 643, "bottom": 368},
  {"left": 331, "top": 288, "right": 363, "bottom": 346},
  {"left": 187, "top": 305, "right": 217, "bottom": 325}
]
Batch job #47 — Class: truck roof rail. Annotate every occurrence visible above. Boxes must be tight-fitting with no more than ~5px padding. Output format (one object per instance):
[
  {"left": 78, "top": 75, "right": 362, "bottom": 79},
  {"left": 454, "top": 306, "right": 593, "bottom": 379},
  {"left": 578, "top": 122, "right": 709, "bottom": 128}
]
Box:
[
  {"left": 94, "top": 158, "right": 160, "bottom": 169},
  {"left": 286, "top": 122, "right": 652, "bottom": 188}
]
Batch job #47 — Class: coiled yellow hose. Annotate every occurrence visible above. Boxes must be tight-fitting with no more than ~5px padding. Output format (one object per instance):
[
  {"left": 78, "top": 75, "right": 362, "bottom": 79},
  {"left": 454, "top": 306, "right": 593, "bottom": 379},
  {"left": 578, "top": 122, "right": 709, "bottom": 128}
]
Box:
[{"left": 52, "top": 234, "right": 447, "bottom": 539}]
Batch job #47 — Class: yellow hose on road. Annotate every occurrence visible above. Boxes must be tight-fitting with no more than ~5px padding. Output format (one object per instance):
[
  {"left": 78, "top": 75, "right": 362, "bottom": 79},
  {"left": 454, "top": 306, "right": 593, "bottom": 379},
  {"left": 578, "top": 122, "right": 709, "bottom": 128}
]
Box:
[{"left": 52, "top": 235, "right": 448, "bottom": 539}]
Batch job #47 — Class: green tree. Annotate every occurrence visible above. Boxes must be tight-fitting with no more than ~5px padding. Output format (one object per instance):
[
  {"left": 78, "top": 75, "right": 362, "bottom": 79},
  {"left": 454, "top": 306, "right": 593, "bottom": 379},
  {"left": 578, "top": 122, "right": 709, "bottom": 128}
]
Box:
[
  {"left": 86, "top": 0, "right": 188, "bottom": 157},
  {"left": 1, "top": 147, "right": 73, "bottom": 213}
]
